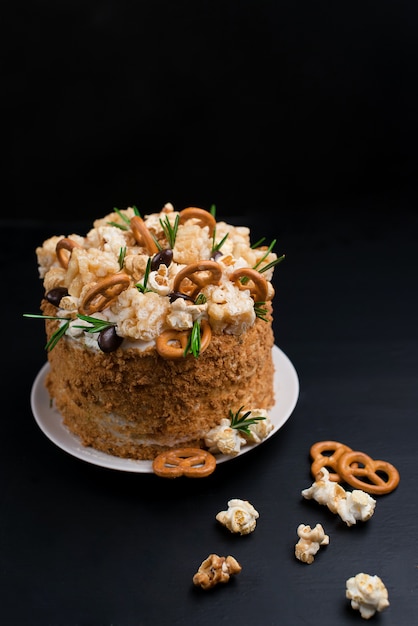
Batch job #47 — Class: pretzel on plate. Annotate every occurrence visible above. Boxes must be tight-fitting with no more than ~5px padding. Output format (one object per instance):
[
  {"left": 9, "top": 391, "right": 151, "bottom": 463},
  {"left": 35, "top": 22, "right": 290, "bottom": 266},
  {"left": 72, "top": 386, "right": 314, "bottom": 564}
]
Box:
[{"left": 152, "top": 447, "right": 217, "bottom": 478}]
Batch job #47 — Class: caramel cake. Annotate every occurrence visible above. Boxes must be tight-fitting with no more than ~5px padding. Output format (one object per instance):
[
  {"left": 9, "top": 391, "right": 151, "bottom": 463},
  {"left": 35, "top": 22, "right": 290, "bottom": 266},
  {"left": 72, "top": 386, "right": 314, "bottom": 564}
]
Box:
[{"left": 31, "top": 203, "right": 283, "bottom": 460}]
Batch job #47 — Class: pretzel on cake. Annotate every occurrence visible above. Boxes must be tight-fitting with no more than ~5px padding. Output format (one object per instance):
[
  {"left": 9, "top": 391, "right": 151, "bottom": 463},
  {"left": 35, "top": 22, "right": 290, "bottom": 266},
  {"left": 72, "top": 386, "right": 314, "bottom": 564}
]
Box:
[
  {"left": 156, "top": 320, "right": 212, "bottom": 359},
  {"left": 172, "top": 260, "right": 222, "bottom": 299},
  {"left": 152, "top": 447, "right": 217, "bottom": 478},
  {"left": 130, "top": 215, "right": 159, "bottom": 255},
  {"left": 178, "top": 207, "right": 216, "bottom": 235},
  {"left": 56, "top": 237, "right": 82, "bottom": 269},
  {"left": 337, "top": 450, "right": 400, "bottom": 496},
  {"left": 79, "top": 273, "right": 131, "bottom": 315},
  {"left": 229, "top": 268, "right": 268, "bottom": 303}
]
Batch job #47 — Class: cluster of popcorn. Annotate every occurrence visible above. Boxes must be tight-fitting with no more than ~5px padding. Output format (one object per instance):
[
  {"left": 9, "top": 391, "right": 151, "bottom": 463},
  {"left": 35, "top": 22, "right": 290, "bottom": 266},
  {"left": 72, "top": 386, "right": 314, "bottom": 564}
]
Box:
[
  {"left": 204, "top": 409, "right": 274, "bottom": 456},
  {"left": 36, "top": 204, "right": 277, "bottom": 345}
]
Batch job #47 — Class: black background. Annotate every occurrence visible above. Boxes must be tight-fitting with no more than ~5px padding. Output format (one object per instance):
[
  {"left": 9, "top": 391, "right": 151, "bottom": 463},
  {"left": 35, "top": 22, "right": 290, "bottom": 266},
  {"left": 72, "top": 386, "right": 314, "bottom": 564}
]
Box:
[
  {"left": 4, "top": 0, "right": 418, "bottom": 220},
  {"left": 2, "top": 3, "right": 418, "bottom": 625}
]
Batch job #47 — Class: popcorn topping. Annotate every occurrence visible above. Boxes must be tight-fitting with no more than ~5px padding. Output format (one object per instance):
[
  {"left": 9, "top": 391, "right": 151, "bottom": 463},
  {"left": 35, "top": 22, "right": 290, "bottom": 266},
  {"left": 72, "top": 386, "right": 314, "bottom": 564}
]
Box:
[{"left": 36, "top": 204, "right": 279, "bottom": 352}]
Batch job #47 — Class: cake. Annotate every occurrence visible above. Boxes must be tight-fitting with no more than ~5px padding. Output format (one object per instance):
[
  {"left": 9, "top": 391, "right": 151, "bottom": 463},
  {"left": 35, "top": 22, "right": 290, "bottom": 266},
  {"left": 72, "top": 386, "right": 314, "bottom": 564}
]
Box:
[{"left": 33, "top": 203, "right": 282, "bottom": 461}]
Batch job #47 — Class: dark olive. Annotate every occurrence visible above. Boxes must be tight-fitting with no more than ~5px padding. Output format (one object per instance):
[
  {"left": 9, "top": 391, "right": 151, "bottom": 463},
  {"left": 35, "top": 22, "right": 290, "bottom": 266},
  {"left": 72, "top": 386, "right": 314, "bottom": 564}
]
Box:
[
  {"left": 98, "top": 326, "right": 123, "bottom": 353},
  {"left": 211, "top": 250, "right": 223, "bottom": 261},
  {"left": 169, "top": 291, "right": 195, "bottom": 303},
  {"left": 45, "top": 287, "right": 69, "bottom": 307},
  {"left": 151, "top": 248, "right": 173, "bottom": 271}
]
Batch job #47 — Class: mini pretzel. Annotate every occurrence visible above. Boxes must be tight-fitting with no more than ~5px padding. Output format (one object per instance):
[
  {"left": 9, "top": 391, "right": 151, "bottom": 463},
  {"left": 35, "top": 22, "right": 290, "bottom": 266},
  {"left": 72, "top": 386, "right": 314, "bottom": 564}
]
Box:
[
  {"left": 337, "top": 450, "right": 400, "bottom": 495},
  {"left": 130, "top": 215, "right": 159, "bottom": 254},
  {"left": 310, "top": 440, "right": 356, "bottom": 482},
  {"left": 156, "top": 320, "right": 212, "bottom": 359},
  {"left": 172, "top": 261, "right": 222, "bottom": 299},
  {"left": 152, "top": 447, "right": 217, "bottom": 478},
  {"left": 56, "top": 237, "right": 82, "bottom": 269},
  {"left": 79, "top": 273, "right": 131, "bottom": 315},
  {"left": 178, "top": 207, "right": 216, "bottom": 235},
  {"left": 229, "top": 268, "right": 268, "bottom": 303}
]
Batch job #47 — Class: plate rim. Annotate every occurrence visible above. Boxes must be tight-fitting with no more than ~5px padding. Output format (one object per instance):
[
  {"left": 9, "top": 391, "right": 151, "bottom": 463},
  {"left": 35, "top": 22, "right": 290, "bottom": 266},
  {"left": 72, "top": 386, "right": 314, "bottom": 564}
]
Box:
[{"left": 30, "top": 344, "right": 299, "bottom": 473}]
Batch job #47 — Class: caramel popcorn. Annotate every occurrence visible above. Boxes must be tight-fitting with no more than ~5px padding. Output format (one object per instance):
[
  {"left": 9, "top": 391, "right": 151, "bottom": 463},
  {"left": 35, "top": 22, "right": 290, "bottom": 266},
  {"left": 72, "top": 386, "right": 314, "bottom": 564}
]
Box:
[
  {"left": 204, "top": 418, "right": 247, "bottom": 456},
  {"left": 346, "top": 573, "right": 390, "bottom": 619},
  {"left": 216, "top": 499, "right": 259, "bottom": 535},
  {"left": 192, "top": 554, "right": 242, "bottom": 590}
]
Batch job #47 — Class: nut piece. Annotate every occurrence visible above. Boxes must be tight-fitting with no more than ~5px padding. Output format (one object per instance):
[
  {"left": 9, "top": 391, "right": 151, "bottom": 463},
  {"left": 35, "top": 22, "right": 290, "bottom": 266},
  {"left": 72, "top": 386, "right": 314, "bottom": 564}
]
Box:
[
  {"left": 301, "top": 467, "right": 376, "bottom": 526},
  {"left": 346, "top": 573, "right": 390, "bottom": 619},
  {"left": 295, "top": 523, "right": 329, "bottom": 564},
  {"left": 216, "top": 499, "right": 259, "bottom": 535},
  {"left": 192, "top": 554, "right": 242, "bottom": 590}
]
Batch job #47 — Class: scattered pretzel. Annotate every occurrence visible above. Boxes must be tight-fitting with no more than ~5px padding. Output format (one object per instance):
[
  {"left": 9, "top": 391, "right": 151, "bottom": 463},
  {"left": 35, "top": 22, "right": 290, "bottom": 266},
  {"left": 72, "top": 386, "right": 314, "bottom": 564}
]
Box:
[
  {"left": 337, "top": 450, "right": 400, "bottom": 495},
  {"left": 130, "top": 215, "right": 159, "bottom": 255},
  {"left": 172, "top": 261, "right": 222, "bottom": 299},
  {"left": 152, "top": 447, "right": 217, "bottom": 478},
  {"left": 156, "top": 320, "right": 212, "bottom": 359},
  {"left": 178, "top": 207, "right": 216, "bottom": 235},
  {"left": 229, "top": 268, "right": 268, "bottom": 303},
  {"left": 310, "top": 440, "right": 357, "bottom": 483},
  {"left": 79, "top": 273, "right": 131, "bottom": 315},
  {"left": 56, "top": 237, "right": 82, "bottom": 269}
]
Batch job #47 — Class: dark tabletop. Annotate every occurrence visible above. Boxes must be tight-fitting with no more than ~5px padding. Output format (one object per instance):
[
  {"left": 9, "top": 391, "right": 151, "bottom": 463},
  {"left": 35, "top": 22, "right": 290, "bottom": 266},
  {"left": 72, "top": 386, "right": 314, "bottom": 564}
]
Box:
[{"left": 2, "top": 203, "right": 417, "bottom": 626}]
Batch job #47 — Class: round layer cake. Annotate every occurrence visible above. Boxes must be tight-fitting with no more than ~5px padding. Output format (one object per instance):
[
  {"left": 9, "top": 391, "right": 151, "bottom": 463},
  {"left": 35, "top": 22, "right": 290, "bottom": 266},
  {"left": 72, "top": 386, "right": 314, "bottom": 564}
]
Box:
[{"left": 35, "top": 203, "right": 280, "bottom": 460}]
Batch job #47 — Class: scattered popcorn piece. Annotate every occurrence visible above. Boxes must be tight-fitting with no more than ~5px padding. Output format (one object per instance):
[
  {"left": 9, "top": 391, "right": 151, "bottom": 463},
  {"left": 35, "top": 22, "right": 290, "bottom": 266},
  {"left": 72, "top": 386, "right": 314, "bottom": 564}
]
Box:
[
  {"left": 301, "top": 467, "right": 376, "bottom": 526},
  {"left": 346, "top": 573, "right": 390, "bottom": 619},
  {"left": 204, "top": 418, "right": 247, "bottom": 456},
  {"left": 216, "top": 499, "right": 259, "bottom": 535},
  {"left": 192, "top": 554, "right": 242, "bottom": 590},
  {"left": 295, "top": 523, "right": 329, "bottom": 564}
]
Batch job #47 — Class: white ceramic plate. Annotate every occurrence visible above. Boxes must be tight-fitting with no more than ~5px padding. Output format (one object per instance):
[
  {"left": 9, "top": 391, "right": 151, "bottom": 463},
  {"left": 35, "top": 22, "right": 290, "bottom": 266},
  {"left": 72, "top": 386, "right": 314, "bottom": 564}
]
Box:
[{"left": 30, "top": 344, "right": 299, "bottom": 473}]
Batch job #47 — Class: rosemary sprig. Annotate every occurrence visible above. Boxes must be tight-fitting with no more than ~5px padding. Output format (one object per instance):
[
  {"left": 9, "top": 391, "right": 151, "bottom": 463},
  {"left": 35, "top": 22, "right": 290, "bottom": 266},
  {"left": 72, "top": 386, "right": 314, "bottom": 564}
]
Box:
[
  {"left": 194, "top": 293, "right": 207, "bottom": 305},
  {"left": 118, "top": 246, "right": 127, "bottom": 269},
  {"left": 24, "top": 313, "right": 117, "bottom": 350},
  {"left": 211, "top": 229, "right": 229, "bottom": 254},
  {"left": 229, "top": 406, "right": 266, "bottom": 435},
  {"left": 23, "top": 314, "right": 72, "bottom": 351},
  {"left": 73, "top": 315, "right": 116, "bottom": 334},
  {"left": 135, "top": 257, "right": 153, "bottom": 293},
  {"left": 209, "top": 204, "right": 216, "bottom": 217},
  {"left": 107, "top": 205, "right": 140, "bottom": 229},
  {"left": 183, "top": 319, "right": 201, "bottom": 357},
  {"left": 159, "top": 214, "right": 179, "bottom": 249},
  {"left": 254, "top": 302, "right": 269, "bottom": 321}
]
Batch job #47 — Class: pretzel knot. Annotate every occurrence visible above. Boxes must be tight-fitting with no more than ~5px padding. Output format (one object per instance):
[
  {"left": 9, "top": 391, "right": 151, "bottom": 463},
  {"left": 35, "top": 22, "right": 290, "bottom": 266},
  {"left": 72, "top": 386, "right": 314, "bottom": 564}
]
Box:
[
  {"left": 152, "top": 447, "right": 217, "bottom": 478},
  {"left": 310, "top": 440, "right": 356, "bottom": 482},
  {"left": 172, "top": 261, "right": 222, "bottom": 299},
  {"left": 156, "top": 320, "right": 212, "bottom": 360},
  {"left": 56, "top": 237, "right": 82, "bottom": 269},
  {"left": 178, "top": 207, "right": 216, "bottom": 235},
  {"left": 130, "top": 215, "right": 159, "bottom": 255},
  {"left": 337, "top": 450, "right": 400, "bottom": 495},
  {"left": 79, "top": 273, "right": 131, "bottom": 315},
  {"left": 229, "top": 268, "right": 268, "bottom": 303}
]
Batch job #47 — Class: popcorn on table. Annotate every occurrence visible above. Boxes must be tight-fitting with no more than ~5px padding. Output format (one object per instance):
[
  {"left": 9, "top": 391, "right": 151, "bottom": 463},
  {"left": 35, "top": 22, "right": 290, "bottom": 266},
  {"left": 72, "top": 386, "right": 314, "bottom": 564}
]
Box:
[
  {"left": 294, "top": 523, "right": 329, "bottom": 564},
  {"left": 346, "top": 573, "right": 390, "bottom": 619},
  {"left": 216, "top": 499, "right": 259, "bottom": 535},
  {"left": 301, "top": 467, "right": 376, "bottom": 526},
  {"left": 192, "top": 554, "right": 242, "bottom": 590}
]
